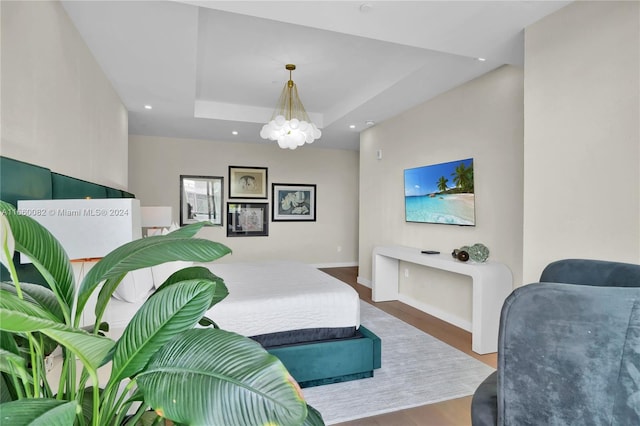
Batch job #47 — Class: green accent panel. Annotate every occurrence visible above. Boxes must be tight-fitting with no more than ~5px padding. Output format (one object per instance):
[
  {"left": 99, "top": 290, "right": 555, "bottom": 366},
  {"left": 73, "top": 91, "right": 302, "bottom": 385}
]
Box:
[
  {"left": 0, "top": 156, "right": 53, "bottom": 207},
  {"left": 105, "top": 187, "right": 124, "bottom": 198},
  {"left": 267, "top": 326, "right": 381, "bottom": 388},
  {"left": 122, "top": 191, "right": 135, "bottom": 198},
  {"left": 51, "top": 172, "right": 108, "bottom": 199}
]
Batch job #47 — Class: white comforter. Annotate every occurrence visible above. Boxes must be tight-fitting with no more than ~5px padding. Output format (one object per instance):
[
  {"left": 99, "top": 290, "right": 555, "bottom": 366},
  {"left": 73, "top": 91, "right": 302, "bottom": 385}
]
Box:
[{"left": 202, "top": 261, "right": 361, "bottom": 337}]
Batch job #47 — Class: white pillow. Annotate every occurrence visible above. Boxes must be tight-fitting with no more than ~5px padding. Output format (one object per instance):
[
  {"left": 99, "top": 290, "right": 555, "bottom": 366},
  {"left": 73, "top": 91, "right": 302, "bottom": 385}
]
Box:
[
  {"left": 151, "top": 261, "right": 194, "bottom": 289},
  {"left": 161, "top": 222, "right": 180, "bottom": 235},
  {"left": 112, "top": 268, "right": 154, "bottom": 303}
]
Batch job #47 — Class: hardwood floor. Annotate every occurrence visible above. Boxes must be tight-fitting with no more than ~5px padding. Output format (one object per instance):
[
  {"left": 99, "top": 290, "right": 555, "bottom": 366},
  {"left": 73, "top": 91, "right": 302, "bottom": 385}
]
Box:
[{"left": 319, "top": 267, "right": 496, "bottom": 426}]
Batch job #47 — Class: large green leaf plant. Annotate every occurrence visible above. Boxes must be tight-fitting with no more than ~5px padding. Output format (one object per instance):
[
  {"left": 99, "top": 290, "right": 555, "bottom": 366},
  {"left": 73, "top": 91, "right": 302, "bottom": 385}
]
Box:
[{"left": 0, "top": 201, "right": 323, "bottom": 425}]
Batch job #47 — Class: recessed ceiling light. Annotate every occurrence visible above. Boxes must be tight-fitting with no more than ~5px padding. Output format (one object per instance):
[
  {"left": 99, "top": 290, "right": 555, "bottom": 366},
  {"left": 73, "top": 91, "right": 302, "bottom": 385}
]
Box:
[
  {"left": 365, "top": 120, "right": 375, "bottom": 126},
  {"left": 144, "top": 105, "right": 152, "bottom": 110},
  {"left": 476, "top": 57, "right": 486, "bottom": 62},
  {"left": 232, "top": 131, "right": 238, "bottom": 135},
  {"left": 349, "top": 124, "right": 356, "bottom": 129},
  {"left": 360, "top": 3, "right": 373, "bottom": 13}
]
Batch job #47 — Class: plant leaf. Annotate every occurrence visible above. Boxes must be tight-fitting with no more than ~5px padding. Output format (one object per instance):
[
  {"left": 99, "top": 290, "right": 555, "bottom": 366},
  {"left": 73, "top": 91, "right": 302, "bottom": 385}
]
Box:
[
  {"left": 1, "top": 373, "right": 17, "bottom": 403},
  {"left": 0, "top": 212, "right": 15, "bottom": 273},
  {"left": 1, "top": 282, "right": 65, "bottom": 322},
  {"left": 303, "top": 404, "right": 325, "bottom": 426},
  {"left": 0, "top": 328, "right": 20, "bottom": 356},
  {"left": 94, "top": 275, "right": 126, "bottom": 328},
  {"left": 135, "top": 410, "right": 169, "bottom": 426},
  {"left": 137, "top": 328, "right": 307, "bottom": 426},
  {"left": 0, "top": 399, "right": 77, "bottom": 426},
  {"left": 78, "top": 386, "right": 103, "bottom": 426},
  {"left": 197, "top": 316, "right": 219, "bottom": 328},
  {"left": 0, "top": 284, "right": 65, "bottom": 357},
  {"left": 76, "top": 236, "right": 231, "bottom": 324},
  {"left": 151, "top": 266, "right": 228, "bottom": 308},
  {"left": 0, "top": 201, "right": 74, "bottom": 315},
  {"left": 80, "top": 321, "right": 109, "bottom": 336},
  {"left": 0, "top": 309, "right": 114, "bottom": 373},
  {"left": 0, "top": 289, "right": 61, "bottom": 323},
  {"left": 109, "top": 279, "right": 216, "bottom": 382},
  {"left": 0, "top": 349, "right": 32, "bottom": 384},
  {"left": 43, "top": 329, "right": 114, "bottom": 374},
  {"left": 166, "top": 221, "right": 210, "bottom": 238},
  {"left": 0, "top": 290, "right": 65, "bottom": 357},
  {"left": 91, "top": 232, "right": 227, "bottom": 322}
]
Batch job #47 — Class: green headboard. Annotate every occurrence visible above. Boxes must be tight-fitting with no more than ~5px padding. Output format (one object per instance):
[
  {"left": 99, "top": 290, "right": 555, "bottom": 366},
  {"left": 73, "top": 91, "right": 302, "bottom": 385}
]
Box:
[
  {"left": 0, "top": 156, "right": 136, "bottom": 284},
  {"left": 51, "top": 172, "right": 109, "bottom": 199},
  {"left": 0, "top": 156, "right": 134, "bottom": 206},
  {"left": 106, "top": 187, "right": 135, "bottom": 198},
  {"left": 0, "top": 157, "right": 53, "bottom": 207}
]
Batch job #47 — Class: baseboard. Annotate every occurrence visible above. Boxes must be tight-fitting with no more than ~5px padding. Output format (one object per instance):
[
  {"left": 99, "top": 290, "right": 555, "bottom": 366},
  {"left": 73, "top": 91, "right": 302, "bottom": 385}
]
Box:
[
  {"left": 357, "top": 276, "right": 372, "bottom": 288},
  {"left": 397, "top": 294, "right": 472, "bottom": 332},
  {"left": 313, "top": 261, "right": 358, "bottom": 268}
]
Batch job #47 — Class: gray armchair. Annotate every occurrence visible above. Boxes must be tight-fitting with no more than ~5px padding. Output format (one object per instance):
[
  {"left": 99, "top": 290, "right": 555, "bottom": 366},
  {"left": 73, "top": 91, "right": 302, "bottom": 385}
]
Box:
[{"left": 471, "top": 259, "right": 640, "bottom": 425}]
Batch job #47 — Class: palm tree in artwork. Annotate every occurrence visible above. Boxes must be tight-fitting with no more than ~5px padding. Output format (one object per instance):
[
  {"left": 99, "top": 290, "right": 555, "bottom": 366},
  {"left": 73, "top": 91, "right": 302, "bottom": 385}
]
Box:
[
  {"left": 451, "top": 163, "right": 474, "bottom": 192},
  {"left": 437, "top": 176, "right": 449, "bottom": 192}
]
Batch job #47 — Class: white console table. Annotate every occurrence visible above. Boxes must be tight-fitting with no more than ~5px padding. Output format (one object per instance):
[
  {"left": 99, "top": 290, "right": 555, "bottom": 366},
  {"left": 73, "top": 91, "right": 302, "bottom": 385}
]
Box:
[{"left": 372, "top": 245, "right": 513, "bottom": 354}]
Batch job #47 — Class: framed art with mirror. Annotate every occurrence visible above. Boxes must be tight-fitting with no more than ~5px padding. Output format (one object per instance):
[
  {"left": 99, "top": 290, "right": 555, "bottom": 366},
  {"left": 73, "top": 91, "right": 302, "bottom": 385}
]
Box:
[{"left": 180, "top": 175, "right": 223, "bottom": 226}]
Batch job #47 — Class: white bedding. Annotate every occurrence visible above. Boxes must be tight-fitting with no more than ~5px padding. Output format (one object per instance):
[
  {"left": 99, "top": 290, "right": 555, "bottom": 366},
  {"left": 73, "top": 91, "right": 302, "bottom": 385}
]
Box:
[
  {"left": 104, "top": 261, "right": 360, "bottom": 337},
  {"left": 202, "top": 261, "right": 361, "bottom": 337}
]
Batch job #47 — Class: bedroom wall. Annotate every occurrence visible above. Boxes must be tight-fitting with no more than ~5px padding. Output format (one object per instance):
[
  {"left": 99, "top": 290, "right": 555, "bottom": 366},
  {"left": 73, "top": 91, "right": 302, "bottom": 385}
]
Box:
[
  {"left": 358, "top": 65, "right": 524, "bottom": 330},
  {"left": 128, "top": 135, "right": 359, "bottom": 267},
  {"left": 0, "top": 1, "right": 128, "bottom": 189},
  {"left": 522, "top": 1, "right": 640, "bottom": 282}
]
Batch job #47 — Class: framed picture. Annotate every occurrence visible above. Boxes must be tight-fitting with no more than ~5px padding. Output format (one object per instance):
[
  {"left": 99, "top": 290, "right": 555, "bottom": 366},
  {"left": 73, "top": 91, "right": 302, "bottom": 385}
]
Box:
[
  {"left": 272, "top": 183, "right": 316, "bottom": 222},
  {"left": 227, "top": 202, "right": 269, "bottom": 236},
  {"left": 180, "top": 175, "right": 224, "bottom": 226},
  {"left": 228, "top": 166, "right": 268, "bottom": 199}
]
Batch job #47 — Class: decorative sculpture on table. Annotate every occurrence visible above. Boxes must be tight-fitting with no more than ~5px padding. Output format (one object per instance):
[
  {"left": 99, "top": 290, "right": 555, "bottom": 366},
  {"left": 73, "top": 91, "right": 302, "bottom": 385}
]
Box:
[
  {"left": 452, "top": 243, "right": 489, "bottom": 262},
  {"left": 453, "top": 249, "right": 470, "bottom": 262}
]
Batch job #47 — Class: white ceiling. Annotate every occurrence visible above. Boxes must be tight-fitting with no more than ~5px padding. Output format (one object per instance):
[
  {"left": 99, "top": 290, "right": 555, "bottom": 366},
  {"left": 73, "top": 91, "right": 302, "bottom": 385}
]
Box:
[{"left": 61, "top": 0, "right": 571, "bottom": 151}]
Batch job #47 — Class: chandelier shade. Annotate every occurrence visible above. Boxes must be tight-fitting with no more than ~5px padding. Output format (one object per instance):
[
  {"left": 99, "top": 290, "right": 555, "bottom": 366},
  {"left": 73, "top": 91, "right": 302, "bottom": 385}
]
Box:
[{"left": 260, "top": 64, "right": 321, "bottom": 149}]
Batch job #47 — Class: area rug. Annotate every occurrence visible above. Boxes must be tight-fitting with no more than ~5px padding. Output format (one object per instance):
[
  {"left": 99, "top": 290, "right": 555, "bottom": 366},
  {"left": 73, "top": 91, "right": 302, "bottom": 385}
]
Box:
[{"left": 302, "top": 301, "right": 495, "bottom": 425}]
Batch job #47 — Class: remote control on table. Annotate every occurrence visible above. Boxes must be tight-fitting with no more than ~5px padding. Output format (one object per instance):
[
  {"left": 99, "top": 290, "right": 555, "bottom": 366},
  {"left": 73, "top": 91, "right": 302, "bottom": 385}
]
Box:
[{"left": 421, "top": 250, "right": 440, "bottom": 254}]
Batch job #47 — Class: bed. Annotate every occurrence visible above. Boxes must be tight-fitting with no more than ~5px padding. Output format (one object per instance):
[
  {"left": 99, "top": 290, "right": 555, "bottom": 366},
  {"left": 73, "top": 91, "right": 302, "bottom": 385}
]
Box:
[
  {"left": 104, "top": 260, "right": 381, "bottom": 387},
  {"left": 1, "top": 158, "right": 380, "bottom": 387},
  {"left": 202, "top": 261, "right": 360, "bottom": 346}
]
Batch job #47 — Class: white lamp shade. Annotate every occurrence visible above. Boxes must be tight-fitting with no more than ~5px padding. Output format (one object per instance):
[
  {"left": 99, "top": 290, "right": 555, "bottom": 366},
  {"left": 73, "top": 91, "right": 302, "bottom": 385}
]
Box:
[
  {"left": 140, "top": 206, "right": 172, "bottom": 228},
  {"left": 17, "top": 199, "right": 141, "bottom": 261}
]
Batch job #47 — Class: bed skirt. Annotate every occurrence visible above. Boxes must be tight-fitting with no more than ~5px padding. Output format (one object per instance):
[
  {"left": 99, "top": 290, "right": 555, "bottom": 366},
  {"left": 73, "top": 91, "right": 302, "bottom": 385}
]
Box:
[
  {"left": 266, "top": 326, "right": 381, "bottom": 388},
  {"left": 250, "top": 326, "right": 357, "bottom": 347}
]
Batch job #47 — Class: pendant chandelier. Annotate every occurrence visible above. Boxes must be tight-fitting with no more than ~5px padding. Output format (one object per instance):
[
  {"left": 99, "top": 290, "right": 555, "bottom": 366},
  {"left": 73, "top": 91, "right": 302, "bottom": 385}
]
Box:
[{"left": 260, "top": 64, "right": 321, "bottom": 150}]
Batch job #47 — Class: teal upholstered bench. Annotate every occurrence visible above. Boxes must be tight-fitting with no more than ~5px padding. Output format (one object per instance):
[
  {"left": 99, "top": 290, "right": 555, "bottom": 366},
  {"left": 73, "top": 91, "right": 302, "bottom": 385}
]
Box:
[{"left": 267, "top": 326, "right": 381, "bottom": 388}]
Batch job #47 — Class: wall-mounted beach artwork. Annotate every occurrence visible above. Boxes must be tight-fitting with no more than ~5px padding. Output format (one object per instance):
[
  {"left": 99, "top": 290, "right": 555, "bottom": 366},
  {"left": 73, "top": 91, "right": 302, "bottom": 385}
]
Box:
[{"left": 404, "top": 158, "right": 475, "bottom": 226}]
